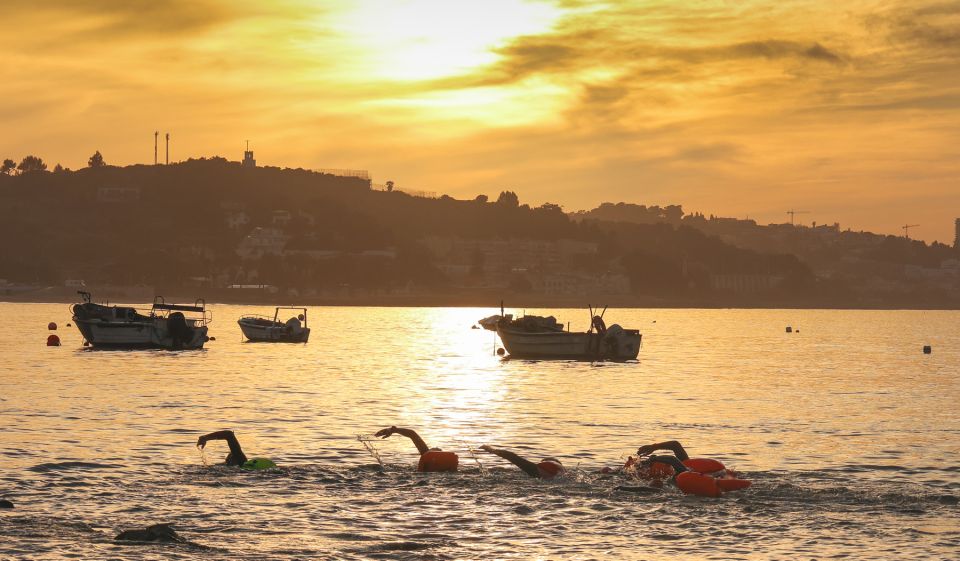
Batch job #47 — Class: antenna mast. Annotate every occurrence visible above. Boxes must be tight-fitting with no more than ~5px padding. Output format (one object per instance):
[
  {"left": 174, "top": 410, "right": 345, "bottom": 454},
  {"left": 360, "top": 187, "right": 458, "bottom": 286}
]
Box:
[
  {"left": 154, "top": 131, "right": 158, "bottom": 165},
  {"left": 165, "top": 132, "right": 170, "bottom": 165},
  {"left": 786, "top": 209, "right": 810, "bottom": 226}
]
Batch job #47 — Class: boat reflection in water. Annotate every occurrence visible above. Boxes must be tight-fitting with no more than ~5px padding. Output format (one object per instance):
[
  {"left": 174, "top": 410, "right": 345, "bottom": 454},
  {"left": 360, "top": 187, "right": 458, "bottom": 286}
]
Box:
[
  {"left": 238, "top": 307, "right": 310, "bottom": 343},
  {"left": 71, "top": 291, "right": 210, "bottom": 350},
  {"left": 481, "top": 307, "right": 641, "bottom": 361}
]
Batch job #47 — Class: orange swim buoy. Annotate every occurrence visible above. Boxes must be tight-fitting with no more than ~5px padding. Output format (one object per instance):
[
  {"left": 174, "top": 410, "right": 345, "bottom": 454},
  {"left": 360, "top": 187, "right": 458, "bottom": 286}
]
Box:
[
  {"left": 682, "top": 458, "right": 726, "bottom": 473},
  {"left": 417, "top": 451, "right": 459, "bottom": 472},
  {"left": 676, "top": 458, "right": 752, "bottom": 497},
  {"left": 46, "top": 334, "right": 61, "bottom": 346},
  {"left": 676, "top": 471, "right": 721, "bottom": 498},
  {"left": 48, "top": 322, "right": 57, "bottom": 331}
]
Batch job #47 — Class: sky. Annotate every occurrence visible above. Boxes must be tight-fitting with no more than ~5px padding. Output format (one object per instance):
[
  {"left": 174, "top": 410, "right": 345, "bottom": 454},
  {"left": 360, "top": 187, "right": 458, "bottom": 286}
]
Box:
[{"left": 1, "top": 0, "right": 958, "bottom": 242}]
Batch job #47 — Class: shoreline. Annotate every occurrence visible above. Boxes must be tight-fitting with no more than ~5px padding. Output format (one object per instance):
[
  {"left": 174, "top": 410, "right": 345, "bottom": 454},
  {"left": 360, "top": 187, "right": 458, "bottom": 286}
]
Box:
[{"left": 2, "top": 287, "right": 958, "bottom": 310}]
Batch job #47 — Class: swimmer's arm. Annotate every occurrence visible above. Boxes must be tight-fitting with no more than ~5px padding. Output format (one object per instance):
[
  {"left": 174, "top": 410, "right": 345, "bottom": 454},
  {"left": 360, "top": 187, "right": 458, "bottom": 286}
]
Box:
[
  {"left": 375, "top": 426, "right": 430, "bottom": 455},
  {"left": 648, "top": 455, "right": 688, "bottom": 476},
  {"left": 197, "top": 430, "right": 247, "bottom": 466},
  {"left": 479, "top": 445, "right": 541, "bottom": 478},
  {"left": 637, "top": 441, "right": 689, "bottom": 461}
]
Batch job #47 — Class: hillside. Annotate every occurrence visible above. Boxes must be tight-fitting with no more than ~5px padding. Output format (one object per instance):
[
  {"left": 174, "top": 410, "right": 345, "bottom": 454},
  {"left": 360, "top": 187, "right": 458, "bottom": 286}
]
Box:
[{"left": 1, "top": 161, "right": 956, "bottom": 308}]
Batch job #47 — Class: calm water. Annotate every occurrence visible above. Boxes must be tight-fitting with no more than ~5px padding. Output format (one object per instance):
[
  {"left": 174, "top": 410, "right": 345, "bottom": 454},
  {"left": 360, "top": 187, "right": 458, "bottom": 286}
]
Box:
[{"left": 1, "top": 304, "right": 958, "bottom": 560}]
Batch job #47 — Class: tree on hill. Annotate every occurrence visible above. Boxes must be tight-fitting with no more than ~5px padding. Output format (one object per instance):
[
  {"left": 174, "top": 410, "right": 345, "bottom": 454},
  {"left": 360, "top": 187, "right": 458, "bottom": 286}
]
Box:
[
  {"left": 496, "top": 190, "right": 519, "bottom": 207},
  {"left": 53, "top": 163, "right": 64, "bottom": 173},
  {"left": 88, "top": 151, "right": 105, "bottom": 168},
  {"left": 0, "top": 159, "right": 14, "bottom": 175},
  {"left": 17, "top": 155, "right": 46, "bottom": 173},
  {"left": 474, "top": 194, "right": 488, "bottom": 203}
]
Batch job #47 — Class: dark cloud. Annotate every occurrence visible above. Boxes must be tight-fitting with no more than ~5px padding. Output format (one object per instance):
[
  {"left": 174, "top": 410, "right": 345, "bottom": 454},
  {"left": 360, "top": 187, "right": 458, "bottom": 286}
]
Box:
[
  {"left": 4, "top": 0, "right": 245, "bottom": 39},
  {"left": 672, "top": 142, "right": 744, "bottom": 162}
]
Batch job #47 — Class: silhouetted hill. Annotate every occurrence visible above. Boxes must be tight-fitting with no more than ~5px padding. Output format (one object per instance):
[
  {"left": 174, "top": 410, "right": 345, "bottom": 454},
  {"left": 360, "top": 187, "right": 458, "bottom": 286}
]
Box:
[{"left": 1, "top": 161, "right": 957, "bottom": 308}]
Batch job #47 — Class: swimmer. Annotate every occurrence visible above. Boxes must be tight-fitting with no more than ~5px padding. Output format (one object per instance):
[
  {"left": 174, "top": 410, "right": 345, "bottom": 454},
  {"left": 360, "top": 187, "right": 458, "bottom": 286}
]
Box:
[
  {"left": 628, "top": 440, "right": 751, "bottom": 496},
  {"left": 374, "top": 426, "right": 458, "bottom": 472},
  {"left": 632, "top": 440, "right": 691, "bottom": 476},
  {"left": 196, "top": 430, "right": 276, "bottom": 470},
  {"left": 479, "top": 445, "right": 565, "bottom": 479}
]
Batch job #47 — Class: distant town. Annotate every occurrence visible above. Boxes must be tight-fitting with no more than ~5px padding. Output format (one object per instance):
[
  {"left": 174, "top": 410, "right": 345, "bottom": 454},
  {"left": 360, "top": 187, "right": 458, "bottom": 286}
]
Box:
[{"left": 1, "top": 149, "right": 958, "bottom": 308}]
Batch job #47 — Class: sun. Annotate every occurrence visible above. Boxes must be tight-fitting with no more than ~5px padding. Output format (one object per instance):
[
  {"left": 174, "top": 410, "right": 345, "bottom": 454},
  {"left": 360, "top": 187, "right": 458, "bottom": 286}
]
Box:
[{"left": 333, "top": 0, "right": 564, "bottom": 81}]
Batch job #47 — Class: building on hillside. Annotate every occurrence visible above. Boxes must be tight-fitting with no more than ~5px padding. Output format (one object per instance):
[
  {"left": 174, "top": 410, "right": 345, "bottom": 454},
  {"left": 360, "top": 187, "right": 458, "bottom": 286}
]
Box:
[
  {"left": 710, "top": 274, "right": 784, "bottom": 293},
  {"left": 96, "top": 185, "right": 141, "bottom": 203},
  {"left": 533, "top": 272, "right": 631, "bottom": 295},
  {"left": 225, "top": 209, "right": 250, "bottom": 230},
  {"left": 420, "top": 237, "right": 598, "bottom": 277},
  {"left": 243, "top": 146, "right": 256, "bottom": 168},
  {"left": 236, "top": 227, "right": 288, "bottom": 259},
  {"left": 271, "top": 210, "right": 292, "bottom": 226}
]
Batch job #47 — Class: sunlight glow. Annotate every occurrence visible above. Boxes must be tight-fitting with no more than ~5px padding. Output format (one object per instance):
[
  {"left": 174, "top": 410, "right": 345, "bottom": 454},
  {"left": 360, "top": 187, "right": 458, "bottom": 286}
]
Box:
[{"left": 333, "top": 0, "right": 563, "bottom": 81}]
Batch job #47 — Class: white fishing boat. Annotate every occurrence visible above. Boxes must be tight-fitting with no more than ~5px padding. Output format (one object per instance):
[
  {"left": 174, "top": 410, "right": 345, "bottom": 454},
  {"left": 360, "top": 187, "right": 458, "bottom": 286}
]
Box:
[
  {"left": 483, "top": 307, "right": 641, "bottom": 360},
  {"left": 71, "top": 292, "right": 211, "bottom": 349},
  {"left": 238, "top": 307, "right": 310, "bottom": 343}
]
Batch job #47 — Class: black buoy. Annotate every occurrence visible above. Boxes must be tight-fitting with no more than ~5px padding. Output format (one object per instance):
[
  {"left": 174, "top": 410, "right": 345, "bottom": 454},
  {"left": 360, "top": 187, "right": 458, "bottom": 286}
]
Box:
[
  {"left": 923, "top": 345, "right": 932, "bottom": 354},
  {"left": 785, "top": 326, "right": 793, "bottom": 333},
  {"left": 496, "top": 348, "right": 505, "bottom": 356},
  {"left": 209, "top": 336, "right": 216, "bottom": 341},
  {"left": 46, "top": 334, "right": 61, "bottom": 347}
]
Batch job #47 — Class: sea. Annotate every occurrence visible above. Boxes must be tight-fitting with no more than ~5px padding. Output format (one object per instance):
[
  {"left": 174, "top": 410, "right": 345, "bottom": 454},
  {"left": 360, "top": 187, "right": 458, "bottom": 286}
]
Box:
[{"left": 1, "top": 304, "right": 958, "bottom": 560}]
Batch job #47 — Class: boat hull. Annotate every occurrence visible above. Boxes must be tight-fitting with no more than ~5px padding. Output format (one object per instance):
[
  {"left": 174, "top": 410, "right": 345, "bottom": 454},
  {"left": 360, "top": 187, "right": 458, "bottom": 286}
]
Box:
[
  {"left": 497, "top": 328, "right": 641, "bottom": 360},
  {"left": 238, "top": 321, "right": 310, "bottom": 343},
  {"left": 75, "top": 319, "right": 208, "bottom": 350}
]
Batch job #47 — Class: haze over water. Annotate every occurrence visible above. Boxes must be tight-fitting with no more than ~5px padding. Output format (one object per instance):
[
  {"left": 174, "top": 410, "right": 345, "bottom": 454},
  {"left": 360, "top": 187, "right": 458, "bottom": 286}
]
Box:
[{"left": 1, "top": 304, "right": 958, "bottom": 559}]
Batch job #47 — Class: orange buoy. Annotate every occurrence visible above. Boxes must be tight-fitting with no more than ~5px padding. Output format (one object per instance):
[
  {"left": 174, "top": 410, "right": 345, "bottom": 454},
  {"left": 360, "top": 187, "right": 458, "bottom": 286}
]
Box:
[
  {"left": 683, "top": 458, "right": 726, "bottom": 473},
  {"left": 417, "top": 451, "right": 459, "bottom": 472},
  {"left": 46, "top": 334, "right": 61, "bottom": 346},
  {"left": 676, "top": 471, "right": 721, "bottom": 497},
  {"left": 716, "top": 478, "right": 752, "bottom": 492},
  {"left": 48, "top": 322, "right": 57, "bottom": 331}
]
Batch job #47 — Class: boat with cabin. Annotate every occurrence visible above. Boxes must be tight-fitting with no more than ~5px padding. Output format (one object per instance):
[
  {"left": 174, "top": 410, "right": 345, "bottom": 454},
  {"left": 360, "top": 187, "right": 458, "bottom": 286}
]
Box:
[
  {"left": 481, "top": 306, "right": 641, "bottom": 360},
  {"left": 71, "top": 292, "right": 211, "bottom": 349},
  {"left": 238, "top": 307, "right": 310, "bottom": 343}
]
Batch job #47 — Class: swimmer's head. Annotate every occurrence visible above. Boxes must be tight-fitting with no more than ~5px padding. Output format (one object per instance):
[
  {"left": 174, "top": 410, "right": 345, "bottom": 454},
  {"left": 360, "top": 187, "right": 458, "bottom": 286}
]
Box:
[{"left": 538, "top": 458, "right": 564, "bottom": 479}]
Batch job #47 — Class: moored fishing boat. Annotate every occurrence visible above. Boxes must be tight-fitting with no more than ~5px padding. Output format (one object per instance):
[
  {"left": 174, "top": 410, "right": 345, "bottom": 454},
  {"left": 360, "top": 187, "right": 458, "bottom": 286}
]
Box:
[
  {"left": 482, "top": 307, "right": 640, "bottom": 360},
  {"left": 238, "top": 307, "right": 310, "bottom": 343},
  {"left": 71, "top": 292, "right": 211, "bottom": 349}
]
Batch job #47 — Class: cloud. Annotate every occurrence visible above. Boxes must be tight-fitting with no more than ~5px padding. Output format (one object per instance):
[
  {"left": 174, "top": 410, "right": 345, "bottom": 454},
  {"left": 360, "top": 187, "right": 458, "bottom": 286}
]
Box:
[{"left": 672, "top": 142, "right": 744, "bottom": 162}]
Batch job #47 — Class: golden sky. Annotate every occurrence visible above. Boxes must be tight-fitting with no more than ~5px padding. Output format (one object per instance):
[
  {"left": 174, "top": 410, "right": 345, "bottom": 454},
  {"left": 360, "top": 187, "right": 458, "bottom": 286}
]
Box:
[{"left": 2, "top": 0, "right": 958, "bottom": 242}]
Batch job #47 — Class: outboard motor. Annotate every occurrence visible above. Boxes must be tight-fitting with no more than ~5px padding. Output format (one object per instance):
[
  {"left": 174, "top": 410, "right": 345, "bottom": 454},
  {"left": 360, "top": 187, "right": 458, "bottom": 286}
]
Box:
[{"left": 167, "top": 312, "right": 191, "bottom": 349}]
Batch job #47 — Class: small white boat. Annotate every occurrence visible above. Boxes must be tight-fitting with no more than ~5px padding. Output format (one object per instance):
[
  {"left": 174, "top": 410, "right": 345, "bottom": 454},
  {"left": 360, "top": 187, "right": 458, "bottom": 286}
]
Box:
[
  {"left": 485, "top": 307, "right": 641, "bottom": 360},
  {"left": 71, "top": 292, "right": 210, "bottom": 350},
  {"left": 238, "top": 307, "right": 310, "bottom": 343}
]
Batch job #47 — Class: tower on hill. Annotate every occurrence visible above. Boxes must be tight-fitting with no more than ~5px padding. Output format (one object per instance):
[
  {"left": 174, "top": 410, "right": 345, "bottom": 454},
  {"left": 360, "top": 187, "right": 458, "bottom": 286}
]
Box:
[{"left": 243, "top": 140, "right": 256, "bottom": 168}]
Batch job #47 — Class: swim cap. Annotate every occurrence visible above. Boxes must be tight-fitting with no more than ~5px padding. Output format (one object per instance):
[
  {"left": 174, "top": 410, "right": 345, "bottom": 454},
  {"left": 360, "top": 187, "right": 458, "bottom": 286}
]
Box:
[
  {"left": 241, "top": 458, "right": 277, "bottom": 471},
  {"left": 537, "top": 460, "right": 564, "bottom": 479}
]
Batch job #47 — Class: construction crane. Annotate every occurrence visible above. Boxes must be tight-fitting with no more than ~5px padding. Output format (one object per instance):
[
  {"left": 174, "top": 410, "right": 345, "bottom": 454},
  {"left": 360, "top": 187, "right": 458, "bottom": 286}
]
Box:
[
  {"left": 902, "top": 224, "right": 919, "bottom": 239},
  {"left": 786, "top": 209, "right": 810, "bottom": 225}
]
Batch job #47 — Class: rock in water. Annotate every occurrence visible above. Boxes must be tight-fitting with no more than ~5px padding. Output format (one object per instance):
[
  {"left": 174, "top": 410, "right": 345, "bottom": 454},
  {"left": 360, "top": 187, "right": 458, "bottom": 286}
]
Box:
[
  {"left": 0, "top": 499, "right": 13, "bottom": 508},
  {"left": 115, "top": 523, "right": 185, "bottom": 543}
]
